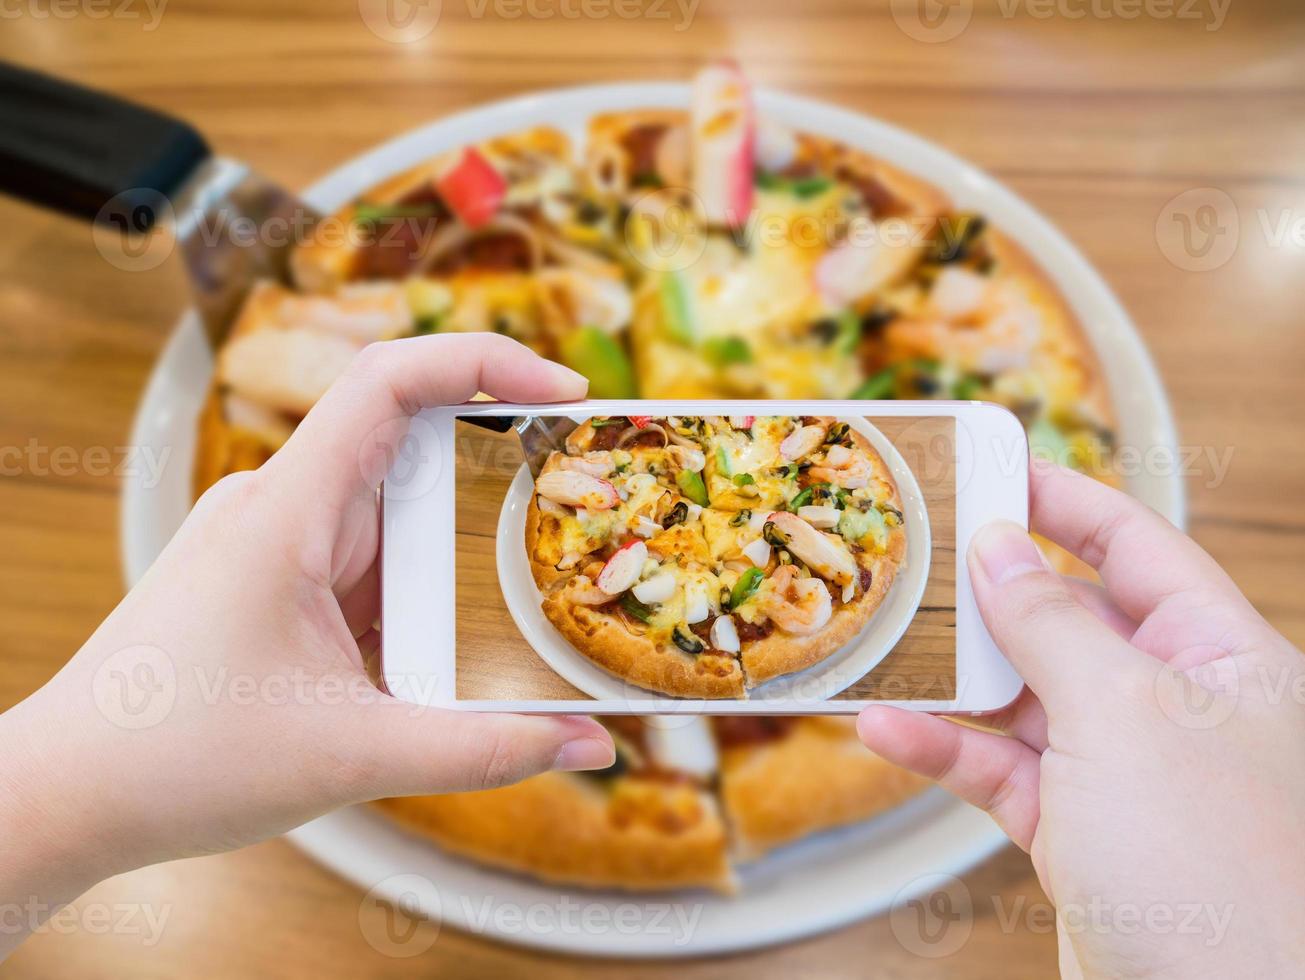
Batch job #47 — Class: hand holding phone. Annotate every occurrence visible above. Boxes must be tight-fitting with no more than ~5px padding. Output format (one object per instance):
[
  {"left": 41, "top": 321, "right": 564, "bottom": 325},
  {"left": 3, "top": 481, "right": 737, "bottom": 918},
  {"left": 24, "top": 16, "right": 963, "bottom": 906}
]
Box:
[{"left": 382, "top": 401, "right": 1029, "bottom": 713}]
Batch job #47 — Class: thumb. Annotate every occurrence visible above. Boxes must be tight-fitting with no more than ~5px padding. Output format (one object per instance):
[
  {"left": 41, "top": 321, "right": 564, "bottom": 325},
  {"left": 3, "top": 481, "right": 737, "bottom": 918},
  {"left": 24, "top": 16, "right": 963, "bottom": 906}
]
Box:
[
  {"left": 350, "top": 702, "right": 615, "bottom": 800},
  {"left": 968, "top": 520, "right": 1147, "bottom": 715}
]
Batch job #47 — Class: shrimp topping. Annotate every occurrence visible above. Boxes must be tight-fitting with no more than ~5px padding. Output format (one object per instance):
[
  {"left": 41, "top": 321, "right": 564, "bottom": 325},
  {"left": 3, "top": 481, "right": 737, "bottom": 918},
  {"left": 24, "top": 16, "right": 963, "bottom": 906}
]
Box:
[
  {"left": 765, "top": 511, "right": 857, "bottom": 586},
  {"left": 559, "top": 451, "right": 616, "bottom": 478},
  {"left": 567, "top": 575, "right": 614, "bottom": 606},
  {"left": 536, "top": 471, "right": 619, "bottom": 510},
  {"left": 779, "top": 424, "right": 826, "bottom": 461},
  {"left": 807, "top": 444, "right": 873, "bottom": 490},
  {"left": 760, "top": 565, "right": 832, "bottom": 636}
]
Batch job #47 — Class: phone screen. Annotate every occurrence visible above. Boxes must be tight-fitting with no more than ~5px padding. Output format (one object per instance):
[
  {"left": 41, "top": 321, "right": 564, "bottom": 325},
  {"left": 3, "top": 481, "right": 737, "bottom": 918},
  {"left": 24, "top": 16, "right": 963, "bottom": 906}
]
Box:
[{"left": 451, "top": 413, "right": 957, "bottom": 706}]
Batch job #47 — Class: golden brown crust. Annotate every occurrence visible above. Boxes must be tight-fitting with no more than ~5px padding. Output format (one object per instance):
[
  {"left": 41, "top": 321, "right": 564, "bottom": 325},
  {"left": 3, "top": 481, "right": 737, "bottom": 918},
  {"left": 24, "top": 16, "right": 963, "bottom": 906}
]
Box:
[
  {"left": 741, "top": 550, "right": 901, "bottom": 687},
  {"left": 373, "top": 772, "right": 736, "bottom": 893},
  {"left": 542, "top": 588, "right": 747, "bottom": 699},
  {"left": 715, "top": 717, "right": 930, "bottom": 860}
]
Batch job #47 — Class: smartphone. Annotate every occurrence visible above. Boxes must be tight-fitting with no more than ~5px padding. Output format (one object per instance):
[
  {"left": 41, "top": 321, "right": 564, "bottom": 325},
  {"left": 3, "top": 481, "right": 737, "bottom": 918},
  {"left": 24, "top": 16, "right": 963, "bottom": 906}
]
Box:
[{"left": 381, "top": 401, "right": 1027, "bottom": 715}]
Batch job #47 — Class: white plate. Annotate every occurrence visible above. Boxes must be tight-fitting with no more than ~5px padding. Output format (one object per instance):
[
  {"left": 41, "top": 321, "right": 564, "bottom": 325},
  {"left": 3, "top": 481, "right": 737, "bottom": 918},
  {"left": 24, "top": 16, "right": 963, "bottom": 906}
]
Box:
[
  {"left": 122, "top": 82, "right": 1184, "bottom": 957},
  {"left": 493, "top": 417, "right": 931, "bottom": 704}
]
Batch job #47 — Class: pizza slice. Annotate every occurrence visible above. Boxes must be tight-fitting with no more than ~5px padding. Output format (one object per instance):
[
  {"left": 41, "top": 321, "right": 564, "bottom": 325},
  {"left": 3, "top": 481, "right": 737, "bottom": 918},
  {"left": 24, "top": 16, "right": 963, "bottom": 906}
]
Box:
[
  {"left": 712, "top": 716, "right": 930, "bottom": 860},
  {"left": 373, "top": 716, "right": 735, "bottom": 893}
]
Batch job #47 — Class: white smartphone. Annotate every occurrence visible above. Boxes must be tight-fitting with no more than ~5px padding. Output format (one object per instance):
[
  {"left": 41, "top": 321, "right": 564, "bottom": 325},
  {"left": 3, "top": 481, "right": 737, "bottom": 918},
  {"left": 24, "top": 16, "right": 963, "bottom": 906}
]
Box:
[{"left": 381, "top": 401, "right": 1027, "bottom": 715}]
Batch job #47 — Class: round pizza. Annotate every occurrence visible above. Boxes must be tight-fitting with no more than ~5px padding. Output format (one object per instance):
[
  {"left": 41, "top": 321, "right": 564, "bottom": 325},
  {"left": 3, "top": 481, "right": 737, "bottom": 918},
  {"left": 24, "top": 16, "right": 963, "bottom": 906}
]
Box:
[
  {"left": 524, "top": 415, "right": 907, "bottom": 699},
  {"left": 183, "top": 60, "right": 1135, "bottom": 889}
]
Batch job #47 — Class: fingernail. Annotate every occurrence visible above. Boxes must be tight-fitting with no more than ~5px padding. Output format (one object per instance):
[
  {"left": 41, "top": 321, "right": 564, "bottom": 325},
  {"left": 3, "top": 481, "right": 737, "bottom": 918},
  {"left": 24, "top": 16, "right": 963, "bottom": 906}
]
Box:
[
  {"left": 546, "top": 361, "right": 589, "bottom": 396},
  {"left": 971, "top": 521, "right": 1047, "bottom": 585},
  {"left": 553, "top": 737, "right": 615, "bottom": 772}
]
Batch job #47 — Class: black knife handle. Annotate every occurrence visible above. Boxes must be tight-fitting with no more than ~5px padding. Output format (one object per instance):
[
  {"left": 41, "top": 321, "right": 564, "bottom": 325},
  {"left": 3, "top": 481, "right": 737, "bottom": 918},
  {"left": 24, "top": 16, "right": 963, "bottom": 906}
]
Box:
[
  {"left": 460, "top": 415, "right": 516, "bottom": 433},
  {"left": 0, "top": 62, "right": 211, "bottom": 230}
]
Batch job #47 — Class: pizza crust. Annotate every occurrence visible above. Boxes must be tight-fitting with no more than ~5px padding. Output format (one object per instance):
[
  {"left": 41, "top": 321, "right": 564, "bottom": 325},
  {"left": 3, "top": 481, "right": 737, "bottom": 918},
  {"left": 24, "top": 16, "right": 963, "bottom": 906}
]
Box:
[
  {"left": 715, "top": 717, "right": 931, "bottom": 860},
  {"left": 542, "top": 586, "right": 747, "bottom": 700},
  {"left": 374, "top": 771, "right": 736, "bottom": 893}
]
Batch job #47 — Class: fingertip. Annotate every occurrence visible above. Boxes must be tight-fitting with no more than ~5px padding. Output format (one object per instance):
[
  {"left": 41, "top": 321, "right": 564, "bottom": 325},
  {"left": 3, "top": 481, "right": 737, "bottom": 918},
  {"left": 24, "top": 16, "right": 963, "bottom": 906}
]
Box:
[
  {"left": 856, "top": 704, "right": 922, "bottom": 755},
  {"left": 552, "top": 736, "right": 616, "bottom": 772},
  {"left": 541, "top": 359, "right": 589, "bottom": 402},
  {"left": 968, "top": 520, "right": 1049, "bottom": 587}
]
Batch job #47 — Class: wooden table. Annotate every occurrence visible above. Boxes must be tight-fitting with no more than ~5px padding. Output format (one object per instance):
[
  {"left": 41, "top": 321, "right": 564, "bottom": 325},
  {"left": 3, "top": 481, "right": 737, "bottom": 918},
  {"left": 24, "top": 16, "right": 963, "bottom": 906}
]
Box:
[{"left": 1, "top": 1, "right": 1302, "bottom": 975}]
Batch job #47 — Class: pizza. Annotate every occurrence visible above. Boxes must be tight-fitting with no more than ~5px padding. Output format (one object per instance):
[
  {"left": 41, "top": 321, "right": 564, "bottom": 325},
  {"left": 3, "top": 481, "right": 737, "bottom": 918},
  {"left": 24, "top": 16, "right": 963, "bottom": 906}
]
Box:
[
  {"left": 374, "top": 715, "right": 929, "bottom": 892},
  {"left": 525, "top": 415, "right": 907, "bottom": 698},
  {"left": 182, "top": 60, "right": 1133, "bottom": 890}
]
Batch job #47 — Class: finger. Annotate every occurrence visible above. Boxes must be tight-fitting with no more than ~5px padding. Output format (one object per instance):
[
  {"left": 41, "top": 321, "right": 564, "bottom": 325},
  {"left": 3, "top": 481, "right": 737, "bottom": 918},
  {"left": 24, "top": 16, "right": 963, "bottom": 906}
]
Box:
[
  {"left": 270, "top": 334, "right": 588, "bottom": 524},
  {"left": 969, "top": 520, "right": 1149, "bottom": 712},
  {"left": 1030, "top": 458, "right": 1251, "bottom": 623},
  {"left": 338, "top": 561, "right": 380, "bottom": 638},
  {"left": 857, "top": 706, "right": 1041, "bottom": 851},
  {"left": 350, "top": 704, "right": 614, "bottom": 799},
  {"left": 1065, "top": 577, "right": 1139, "bottom": 642},
  {"left": 967, "top": 686, "right": 1048, "bottom": 753}
]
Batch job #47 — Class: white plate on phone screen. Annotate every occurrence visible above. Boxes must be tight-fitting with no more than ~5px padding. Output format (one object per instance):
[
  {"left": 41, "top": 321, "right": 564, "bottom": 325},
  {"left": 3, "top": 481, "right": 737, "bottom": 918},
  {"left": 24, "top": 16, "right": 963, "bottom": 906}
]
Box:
[
  {"left": 122, "top": 83, "right": 1182, "bottom": 956},
  {"left": 493, "top": 416, "right": 931, "bottom": 705}
]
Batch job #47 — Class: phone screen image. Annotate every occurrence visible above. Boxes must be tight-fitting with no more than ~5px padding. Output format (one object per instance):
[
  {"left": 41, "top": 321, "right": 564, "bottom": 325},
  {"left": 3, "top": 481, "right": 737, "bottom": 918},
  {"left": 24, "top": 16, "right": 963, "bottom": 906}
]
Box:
[{"left": 450, "top": 413, "right": 957, "bottom": 707}]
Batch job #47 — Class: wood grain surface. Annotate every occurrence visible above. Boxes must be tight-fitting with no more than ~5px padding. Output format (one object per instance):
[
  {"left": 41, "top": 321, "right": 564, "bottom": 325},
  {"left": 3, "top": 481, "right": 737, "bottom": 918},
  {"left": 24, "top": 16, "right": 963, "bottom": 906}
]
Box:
[
  {"left": 2, "top": 1, "right": 1303, "bottom": 977},
  {"left": 453, "top": 417, "right": 956, "bottom": 701}
]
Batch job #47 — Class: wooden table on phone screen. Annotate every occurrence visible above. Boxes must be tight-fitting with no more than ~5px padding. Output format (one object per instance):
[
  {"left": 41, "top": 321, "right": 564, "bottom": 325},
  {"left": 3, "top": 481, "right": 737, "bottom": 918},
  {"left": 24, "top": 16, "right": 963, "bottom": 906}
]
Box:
[{"left": 2, "top": 2, "right": 1303, "bottom": 977}]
